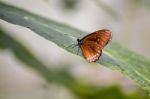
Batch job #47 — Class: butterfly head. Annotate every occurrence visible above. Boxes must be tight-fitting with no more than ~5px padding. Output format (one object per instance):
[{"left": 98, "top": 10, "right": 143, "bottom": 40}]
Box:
[{"left": 77, "top": 38, "right": 83, "bottom": 46}]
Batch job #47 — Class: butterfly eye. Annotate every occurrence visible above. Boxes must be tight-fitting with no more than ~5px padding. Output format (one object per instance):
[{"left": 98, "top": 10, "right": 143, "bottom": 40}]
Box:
[
  {"left": 77, "top": 38, "right": 80, "bottom": 42},
  {"left": 77, "top": 39, "right": 83, "bottom": 46}
]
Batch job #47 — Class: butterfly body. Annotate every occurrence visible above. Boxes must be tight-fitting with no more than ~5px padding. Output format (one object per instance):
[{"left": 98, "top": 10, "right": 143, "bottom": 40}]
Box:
[{"left": 77, "top": 29, "right": 112, "bottom": 62}]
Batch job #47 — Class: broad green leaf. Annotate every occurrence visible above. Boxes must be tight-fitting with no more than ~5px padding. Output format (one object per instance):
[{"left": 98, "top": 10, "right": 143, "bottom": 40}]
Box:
[
  {"left": 0, "top": 2, "right": 150, "bottom": 94},
  {"left": 1, "top": 29, "right": 148, "bottom": 99}
]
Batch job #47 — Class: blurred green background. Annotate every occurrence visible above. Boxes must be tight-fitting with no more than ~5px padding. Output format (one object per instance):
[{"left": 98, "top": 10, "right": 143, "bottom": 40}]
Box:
[{"left": 0, "top": 0, "right": 150, "bottom": 99}]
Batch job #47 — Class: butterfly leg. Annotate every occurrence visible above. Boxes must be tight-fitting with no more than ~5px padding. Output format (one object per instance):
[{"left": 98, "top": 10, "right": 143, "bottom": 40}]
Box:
[
  {"left": 65, "top": 44, "right": 77, "bottom": 48},
  {"left": 65, "top": 43, "right": 80, "bottom": 55},
  {"left": 77, "top": 47, "right": 80, "bottom": 55}
]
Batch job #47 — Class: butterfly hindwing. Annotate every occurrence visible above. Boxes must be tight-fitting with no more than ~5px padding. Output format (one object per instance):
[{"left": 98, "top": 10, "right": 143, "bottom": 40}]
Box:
[{"left": 80, "top": 41, "right": 102, "bottom": 62}]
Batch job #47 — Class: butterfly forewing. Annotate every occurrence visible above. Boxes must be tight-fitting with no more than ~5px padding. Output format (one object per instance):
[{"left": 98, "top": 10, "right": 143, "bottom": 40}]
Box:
[{"left": 78, "top": 29, "right": 112, "bottom": 62}]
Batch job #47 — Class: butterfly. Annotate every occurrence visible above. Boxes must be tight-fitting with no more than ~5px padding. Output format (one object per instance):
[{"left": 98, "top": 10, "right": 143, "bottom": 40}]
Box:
[{"left": 77, "top": 29, "right": 112, "bottom": 62}]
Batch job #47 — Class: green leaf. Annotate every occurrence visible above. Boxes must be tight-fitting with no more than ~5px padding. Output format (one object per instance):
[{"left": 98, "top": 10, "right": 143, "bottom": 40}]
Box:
[
  {"left": 0, "top": 2, "right": 150, "bottom": 94},
  {"left": 2, "top": 29, "right": 148, "bottom": 99}
]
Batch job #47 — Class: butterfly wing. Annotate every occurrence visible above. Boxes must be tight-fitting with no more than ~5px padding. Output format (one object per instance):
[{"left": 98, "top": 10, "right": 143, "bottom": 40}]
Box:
[
  {"left": 80, "top": 42, "right": 102, "bottom": 62},
  {"left": 79, "top": 29, "right": 112, "bottom": 62}
]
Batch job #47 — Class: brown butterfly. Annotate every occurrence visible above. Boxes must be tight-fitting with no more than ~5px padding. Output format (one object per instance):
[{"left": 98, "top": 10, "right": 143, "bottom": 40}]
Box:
[{"left": 77, "top": 29, "right": 112, "bottom": 62}]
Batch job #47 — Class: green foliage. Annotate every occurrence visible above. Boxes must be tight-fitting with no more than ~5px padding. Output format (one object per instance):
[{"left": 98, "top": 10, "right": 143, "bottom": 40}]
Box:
[
  {"left": 0, "top": 29, "right": 149, "bottom": 99},
  {"left": 0, "top": 2, "right": 150, "bottom": 98}
]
